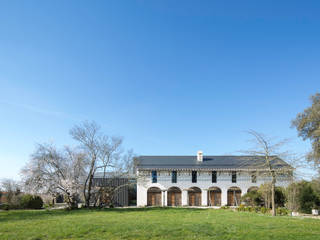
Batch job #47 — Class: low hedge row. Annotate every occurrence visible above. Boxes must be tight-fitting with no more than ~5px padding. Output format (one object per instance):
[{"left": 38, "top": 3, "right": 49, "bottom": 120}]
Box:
[{"left": 0, "top": 194, "right": 43, "bottom": 210}]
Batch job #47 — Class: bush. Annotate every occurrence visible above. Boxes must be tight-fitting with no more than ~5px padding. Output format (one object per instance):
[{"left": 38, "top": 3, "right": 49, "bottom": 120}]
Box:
[
  {"left": 0, "top": 203, "right": 9, "bottom": 210},
  {"left": 275, "top": 187, "right": 286, "bottom": 207},
  {"left": 298, "top": 182, "right": 320, "bottom": 214},
  {"left": 260, "top": 207, "right": 268, "bottom": 214},
  {"left": 254, "top": 206, "right": 261, "bottom": 212},
  {"left": 236, "top": 204, "right": 245, "bottom": 211},
  {"left": 221, "top": 206, "right": 230, "bottom": 210},
  {"left": 276, "top": 207, "right": 289, "bottom": 216},
  {"left": 241, "top": 191, "right": 263, "bottom": 206},
  {"left": 20, "top": 194, "right": 43, "bottom": 209}
]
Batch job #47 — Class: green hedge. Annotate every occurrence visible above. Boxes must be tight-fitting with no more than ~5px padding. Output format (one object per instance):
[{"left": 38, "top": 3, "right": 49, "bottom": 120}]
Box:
[{"left": 20, "top": 194, "right": 43, "bottom": 209}]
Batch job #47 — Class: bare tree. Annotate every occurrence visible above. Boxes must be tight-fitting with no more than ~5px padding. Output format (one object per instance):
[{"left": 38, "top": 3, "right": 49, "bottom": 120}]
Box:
[
  {"left": 70, "top": 121, "right": 130, "bottom": 207},
  {"left": 21, "top": 143, "right": 87, "bottom": 208},
  {"left": 94, "top": 149, "right": 136, "bottom": 207},
  {"left": 242, "top": 130, "right": 294, "bottom": 216},
  {"left": 0, "top": 178, "right": 21, "bottom": 206}
]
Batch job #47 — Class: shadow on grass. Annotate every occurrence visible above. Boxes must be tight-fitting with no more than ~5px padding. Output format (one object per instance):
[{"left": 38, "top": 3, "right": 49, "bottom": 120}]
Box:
[{"left": 0, "top": 207, "right": 206, "bottom": 222}]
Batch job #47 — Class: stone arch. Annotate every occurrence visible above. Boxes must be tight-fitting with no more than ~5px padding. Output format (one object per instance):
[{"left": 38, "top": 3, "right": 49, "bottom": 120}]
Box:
[
  {"left": 147, "top": 187, "right": 161, "bottom": 206},
  {"left": 188, "top": 187, "right": 202, "bottom": 206},
  {"left": 227, "top": 186, "right": 242, "bottom": 206},
  {"left": 167, "top": 187, "right": 182, "bottom": 206},
  {"left": 207, "top": 187, "right": 222, "bottom": 206},
  {"left": 247, "top": 186, "right": 259, "bottom": 193}
]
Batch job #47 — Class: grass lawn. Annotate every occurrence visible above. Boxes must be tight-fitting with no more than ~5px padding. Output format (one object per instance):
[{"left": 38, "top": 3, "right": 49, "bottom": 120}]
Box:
[{"left": 1, "top": 208, "right": 320, "bottom": 240}]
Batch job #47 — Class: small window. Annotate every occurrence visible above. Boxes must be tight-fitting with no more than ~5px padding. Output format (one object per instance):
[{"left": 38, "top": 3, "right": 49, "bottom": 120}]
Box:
[
  {"left": 232, "top": 171, "right": 237, "bottom": 183},
  {"left": 251, "top": 174, "right": 257, "bottom": 183},
  {"left": 172, "top": 171, "right": 177, "bottom": 183},
  {"left": 192, "top": 171, "right": 197, "bottom": 183},
  {"left": 212, "top": 171, "right": 217, "bottom": 183},
  {"left": 151, "top": 170, "right": 157, "bottom": 183}
]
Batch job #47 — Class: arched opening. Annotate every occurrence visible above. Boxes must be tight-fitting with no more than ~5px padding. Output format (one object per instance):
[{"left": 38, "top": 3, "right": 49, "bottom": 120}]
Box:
[
  {"left": 147, "top": 187, "right": 162, "bottom": 206},
  {"left": 207, "top": 187, "right": 222, "bottom": 206},
  {"left": 188, "top": 187, "right": 201, "bottom": 206},
  {"left": 227, "top": 187, "right": 242, "bottom": 206},
  {"left": 247, "top": 186, "right": 259, "bottom": 193},
  {"left": 167, "top": 187, "right": 182, "bottom": 206}
]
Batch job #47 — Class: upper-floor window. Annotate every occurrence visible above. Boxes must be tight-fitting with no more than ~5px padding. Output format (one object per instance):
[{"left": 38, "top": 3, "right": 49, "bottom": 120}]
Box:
[
  {"left": 172, "top": 171, "right": 177, "bottom": 183},
  {"left": 212, "top": 171, "right": 217, "bottom": 183},
  {"left": 192, "top": 171, "right": 197, "bottom": 183},
  {"left": 251, "top": 173, "right": 257, "bottom": 183},
  {"left": 232, "top": 171, "right": 237, "bottom": 183},
  {"left": 151, "top": 170, "right": 157, "bottom": 183}
]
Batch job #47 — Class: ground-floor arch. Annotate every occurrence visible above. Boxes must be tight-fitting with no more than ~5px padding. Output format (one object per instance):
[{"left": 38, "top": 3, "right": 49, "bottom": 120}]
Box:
[
  {"left": 188, "top": 187, "right": 201, "bottom": 206},
  {"left": 167, "top": 187, "right": 182, "bottom": 206},
  {"left": 208, "top": 187, "right": 222, "bottom": 206},
  {"left": 247, "top": 186, "right": 258, "bottom": 193},
  {"left": 147, "top": 187, "right": 161, "bottom": 206},
  {"left": 227, "top": 187, "right": 242, "bottom": 206}
]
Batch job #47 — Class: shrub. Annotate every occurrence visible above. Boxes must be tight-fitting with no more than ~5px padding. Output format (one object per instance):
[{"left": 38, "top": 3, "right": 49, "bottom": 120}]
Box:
[
  {"left": 276, "top": 207, "right": 289, "bottom": 216},
  {"left": 298, "top": 182, "right": 319, "bottom": 214},
  {"left": 0, "top": 203, "right": 9, "bottom": 210},
  {"left": 241, "top": 191, "right": 263, "bottom": 206},
  {"left": 247, "top": 206, "right": 254, "bottom": 212},
  {"left": 20, "top": 194, "right": 43, "bottom": 209},
  {"left": 260, "top": 207, "right": 268, "bottom": 214},
  {"left": 254, "top": 206, "right": 261, "bottom": 212},
  {"left": 275, "top": 187, "right": 286, "bottom": 207},
  {"left": 237, "top": 204, "right": 245, "bottom": 212},
  {"left": 221, "top": 206, "right": 230, "bottom": 210}
]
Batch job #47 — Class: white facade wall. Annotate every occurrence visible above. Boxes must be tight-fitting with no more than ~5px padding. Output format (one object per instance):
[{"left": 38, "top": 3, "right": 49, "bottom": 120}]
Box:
[{"left": 137, "top": 170, "right": 291, "bottom": 207}]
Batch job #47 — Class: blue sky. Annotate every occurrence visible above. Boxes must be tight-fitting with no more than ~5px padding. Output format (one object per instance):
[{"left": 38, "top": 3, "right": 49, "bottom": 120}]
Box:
[{"left": 0, "top": 0, "right": 319, "bottom": 180}]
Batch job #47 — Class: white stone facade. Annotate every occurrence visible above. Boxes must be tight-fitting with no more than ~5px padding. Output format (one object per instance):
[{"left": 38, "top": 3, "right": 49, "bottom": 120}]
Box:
[{"left": 137, "top": 170, "right": 291, "bottom": 207}]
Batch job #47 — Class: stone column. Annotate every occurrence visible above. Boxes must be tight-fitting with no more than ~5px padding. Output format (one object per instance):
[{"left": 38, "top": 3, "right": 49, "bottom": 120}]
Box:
[
  {"left": 162, "top": 190, "right": 167, "bottom": 206},
  {"left": 182, "top": 189, "right": 188, "bottom": 206},
  {"left": 137, "top": 186, "right": 147, "bottom": 207},
  {"left": 221, "top": 188, "right": 228, "bottom": 206},
  {"left": 201, "top": 189, "right": 208, "bottom": 206},
  {"left": 164, "top": 190, "right": 167, "bottom": 206}
]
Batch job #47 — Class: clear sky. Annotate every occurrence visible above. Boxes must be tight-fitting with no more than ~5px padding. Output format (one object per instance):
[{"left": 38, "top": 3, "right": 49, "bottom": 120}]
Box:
[{"left": 0, "top": 0, "right": 319, "bottom": 180}]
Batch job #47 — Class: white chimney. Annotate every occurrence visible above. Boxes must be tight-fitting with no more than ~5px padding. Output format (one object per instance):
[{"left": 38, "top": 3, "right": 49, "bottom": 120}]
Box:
[{"left": 197, "top": 150, "right": 203, "bottom": 162}]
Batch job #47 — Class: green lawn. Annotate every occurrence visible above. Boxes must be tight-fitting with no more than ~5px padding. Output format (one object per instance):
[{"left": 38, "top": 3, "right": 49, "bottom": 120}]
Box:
[{"left": 1, "top": 208, "right": 320, "bottom": 240}]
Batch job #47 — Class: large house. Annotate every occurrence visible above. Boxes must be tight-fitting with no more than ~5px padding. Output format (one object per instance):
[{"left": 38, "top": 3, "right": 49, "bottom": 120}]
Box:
[{"left": 136, "top": 151, "right": 293, "bottom": 207}]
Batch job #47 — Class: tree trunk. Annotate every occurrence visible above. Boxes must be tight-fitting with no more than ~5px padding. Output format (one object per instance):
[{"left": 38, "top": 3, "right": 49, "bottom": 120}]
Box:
[
  {"left": 85, "top": 156, "right": 97, "bottom": 207},
  {"left": 271, "top": 175, "right": 276, "bottom": 216},
  {"left": 86, "top": 172, "right": 94, "bottom": 207}
]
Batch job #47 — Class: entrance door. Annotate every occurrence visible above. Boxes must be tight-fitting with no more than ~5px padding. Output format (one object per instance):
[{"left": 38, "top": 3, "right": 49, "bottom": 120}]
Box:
[
  {"left": 227, "top": 188, "right": 241, "bottom": 206},
  {"left": 209, "top": 190, "right": 221, "bottom": 206},
  {"left": 188, "top": 188, "right": 201, "bottom": 206},
  {"left": 147, "top": 187, "right": 161, "bottom": 206},
  {"left": 167, "top": 187, "right": 182, "bottom": 206}
]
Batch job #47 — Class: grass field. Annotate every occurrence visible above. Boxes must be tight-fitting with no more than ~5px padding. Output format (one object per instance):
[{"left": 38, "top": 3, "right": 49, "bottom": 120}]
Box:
[{"left": 1, "top": 208, "right": 320, "bottom": 240}]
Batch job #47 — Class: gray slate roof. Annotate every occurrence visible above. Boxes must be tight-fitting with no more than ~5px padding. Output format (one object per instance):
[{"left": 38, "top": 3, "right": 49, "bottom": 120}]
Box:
[{"left": 136, "top": 155, "right": 292, "bottom": 171}]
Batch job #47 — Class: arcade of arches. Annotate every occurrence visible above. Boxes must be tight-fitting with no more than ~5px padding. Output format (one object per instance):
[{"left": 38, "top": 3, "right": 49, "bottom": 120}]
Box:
[{"left": 146, "top": 186, "right": 256, "bottom": 206}]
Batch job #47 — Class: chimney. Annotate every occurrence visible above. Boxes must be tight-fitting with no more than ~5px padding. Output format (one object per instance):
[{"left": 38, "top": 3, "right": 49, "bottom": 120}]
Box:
[{"left": 197, "top": 151, "right": 203, "bottom": 162}]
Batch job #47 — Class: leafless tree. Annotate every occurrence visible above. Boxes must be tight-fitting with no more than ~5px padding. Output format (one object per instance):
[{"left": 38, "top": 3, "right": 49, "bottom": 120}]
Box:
[
  {"left": 21, "top": 143, "right": 88, "bottom": 208},
  {"left": 70, "top": 121, "right": 133, "bottom": 207},
  {"left": 241, "top": 130, "right": 295, "bottom": 216},
  {"left": 0, "top": 178, "right": 21, "bottom": 205}
]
